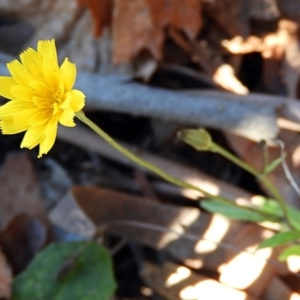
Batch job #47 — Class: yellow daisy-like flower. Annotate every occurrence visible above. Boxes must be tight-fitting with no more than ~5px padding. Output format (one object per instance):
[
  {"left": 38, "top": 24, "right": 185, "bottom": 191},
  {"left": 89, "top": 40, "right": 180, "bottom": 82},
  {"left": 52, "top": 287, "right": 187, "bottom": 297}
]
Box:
[{"left": 0, "top": 39, "right": 85, "bottom": 157}]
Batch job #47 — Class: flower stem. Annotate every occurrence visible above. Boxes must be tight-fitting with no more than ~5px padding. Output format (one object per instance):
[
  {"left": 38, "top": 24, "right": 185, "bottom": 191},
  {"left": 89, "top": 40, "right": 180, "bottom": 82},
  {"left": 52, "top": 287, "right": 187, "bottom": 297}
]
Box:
[
  {"left": 211, "top": 142, "right": 293, "bottom": 228},
  {"left": 75, "top": 111, "right": 282, "bottom": 222},
  {"left": 76, "top": 111, "right": 217, "bottom": 196}
]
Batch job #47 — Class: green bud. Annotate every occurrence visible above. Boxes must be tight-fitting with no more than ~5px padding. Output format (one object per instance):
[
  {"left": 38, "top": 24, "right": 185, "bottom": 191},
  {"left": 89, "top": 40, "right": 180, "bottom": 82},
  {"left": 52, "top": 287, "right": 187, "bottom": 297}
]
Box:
[{"left": 178, "top": 128, "right": 212, "bottom": 151}]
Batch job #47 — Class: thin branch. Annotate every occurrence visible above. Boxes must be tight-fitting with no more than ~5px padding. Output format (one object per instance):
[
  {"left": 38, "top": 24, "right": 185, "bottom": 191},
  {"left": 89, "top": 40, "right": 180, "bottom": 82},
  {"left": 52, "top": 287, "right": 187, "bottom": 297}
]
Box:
[
  {"left": 275, "top": 139, "right": 300, "bottom": 198},
  {"left": 74, "top": 72, "right": 280, "bottom": 142}
]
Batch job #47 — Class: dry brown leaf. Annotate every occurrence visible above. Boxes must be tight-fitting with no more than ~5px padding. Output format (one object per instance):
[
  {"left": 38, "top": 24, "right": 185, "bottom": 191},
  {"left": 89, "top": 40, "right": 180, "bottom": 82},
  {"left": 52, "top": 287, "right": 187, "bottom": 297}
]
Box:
[
  {"left": 0, "top": 214, "right": 48, "bottom": 274},
  {"left": 112, "top": 0, "right": 202, "bottom": 63},
  {"left": 0, "top": 0, "right": 100, "bottom": 72},
  {"left": 77, "top": 0, "right": 112, "bottom": 37},
  {"left": 49, "top": 182, "right": 300, "bottom": 291},
  {"left": 2, "top": 0, "right": 81, "bottom": 43},
  {"left": 50, "top": 185, "right": 259, "bottom": 271},
  {"left": 79, "top": 0, "right": 202, "bottom": 63},
  {"left": 263, "top": 277, "right": 300, "bottom": 300},
  {"left": 58, "top": 10, "right": 97, "bottom": 72},
  {"left": 141, "top": 262, "right": 260, "bottom": 300},
  {"left": 0, "top": 249, "right": 12, "bottom": 299},
  {"left": 154, "top": 0, "right": 202, "bottom": 38},
  {"left": 112, "top": 0, "right": 163, "bottom": 63},
  {"left": 0, "top": 152, "right": 46, "bottom": 227},
  {"left": 203, "top": 0, "right": 248, "bottom": 37},
  {"left": 219, "top": 224, "right": 281, "bottom": 297}
]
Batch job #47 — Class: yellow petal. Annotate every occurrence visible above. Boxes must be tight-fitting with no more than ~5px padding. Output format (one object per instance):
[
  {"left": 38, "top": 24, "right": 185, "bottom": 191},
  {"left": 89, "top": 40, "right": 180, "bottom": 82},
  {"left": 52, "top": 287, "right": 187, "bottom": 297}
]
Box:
[
  {"left": 55, "top": 80, "right": 65, "bottom": 99},
  {"left": 33, "top": 96, "right": 51, "bottom": 109},
  {"left": 29, "top": 80, "right": 53, "bottom": 97},
  {"left": 43, "top": 56, "right": 60, "bottom": 89},
  {"left": 69, "top": 89, "right": 85, "bottom": 112},
  {"left": 38, "top": 40, "right": 60, "bottom": 88},
  {"left": 20, "top": 125, "right": 46, "bottom": 149},
  {"left": 0, "top": 117, "right": 29, "bottom": 134},
  {"left": 0, "top": 77, "right": 16, "bottom": 99},
  {"left": 60, "top": 92, "right": 71, "bottom": 109},
  {"left": 37, "top": 39, "right": 58, "bottom": 62},
  {"left": 14, "top": 107, "right": 42, "bottom": 125},
  {"left": 38, "top": 125, "right": 57, "bottom": 157},
  {"left": 20, "top": 48, "right": 43, "bottom": 79},
  {"left": 7, "top": 60, "right": 32, "bottom": 86},
  {"left": 27, "top": 109, "right": 52, "bottom": 126},
  {"left": 45, "top": 117, "right": 58, "bottom": 135},
  {"left": 0, "top": 101, "right": 35, "bottom": 118},
  {"left": 60, "top": 58, "right": 76, "bottom": 91},
  {"left": 10, "top": 85, "right": 35, "bottom": 101},
  {"left": 59, "top": 108, "right": 75, "bottom": 127}
]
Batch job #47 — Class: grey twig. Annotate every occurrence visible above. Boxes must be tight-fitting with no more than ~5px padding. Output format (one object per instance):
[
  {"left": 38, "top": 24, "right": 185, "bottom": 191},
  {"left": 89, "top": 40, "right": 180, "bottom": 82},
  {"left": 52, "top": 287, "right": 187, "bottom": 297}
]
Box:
[
  {"left": 75, "top": 73, "right": 280, "bottom": 142},
  {"left": 275, "top": 139, "right": 300, "bottom": 198},
  {"left": 1, "top": 55, "right": 300, "bottom": 142}
]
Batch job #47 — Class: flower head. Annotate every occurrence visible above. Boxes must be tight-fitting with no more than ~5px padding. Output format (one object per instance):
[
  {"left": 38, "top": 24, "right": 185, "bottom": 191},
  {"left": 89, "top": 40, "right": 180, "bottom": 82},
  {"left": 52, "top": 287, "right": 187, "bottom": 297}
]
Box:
[{"left": 0, "top": 39, "right": 85, "bottom": 157}]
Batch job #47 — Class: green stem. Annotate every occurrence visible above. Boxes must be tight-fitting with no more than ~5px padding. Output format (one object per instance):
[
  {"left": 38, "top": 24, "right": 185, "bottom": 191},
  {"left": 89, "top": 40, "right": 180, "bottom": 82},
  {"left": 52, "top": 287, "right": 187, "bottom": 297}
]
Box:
[
  {"left": 212, "top": 143, "right": 258, "bottom": 177},
  {"left": 75, "top": 111, "right": 282, "bottom": 223},
  {"left": 76, "top": 111, "right": 211, "bottom": 196},
  {"left": 212, "top": 142, "right": 292, "bottom": 228}
]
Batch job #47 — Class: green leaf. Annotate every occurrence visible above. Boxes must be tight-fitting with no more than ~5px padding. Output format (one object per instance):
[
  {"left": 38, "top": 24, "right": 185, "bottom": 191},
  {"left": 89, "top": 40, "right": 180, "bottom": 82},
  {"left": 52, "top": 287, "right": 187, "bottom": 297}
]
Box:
[
  {"left": 251, "top": 196, "right": 283, "bottom": 218},
  {"left": 278, "top": 245, "right": 300, "bottom": 261},
  {"left": 200, "top": 199, "right": 271, "bottom": 222},
  {"left": 12, "top": 241, "right": 116, "bottom": 300},
  {"left": 258, "top": 231, "right": 300, "bottom": 249},
  {"left": 287, "top": 208, "right": 300, "bottom": 231},
  {"left": 252, "top": 196, "right": 300, "bottom": 230}
]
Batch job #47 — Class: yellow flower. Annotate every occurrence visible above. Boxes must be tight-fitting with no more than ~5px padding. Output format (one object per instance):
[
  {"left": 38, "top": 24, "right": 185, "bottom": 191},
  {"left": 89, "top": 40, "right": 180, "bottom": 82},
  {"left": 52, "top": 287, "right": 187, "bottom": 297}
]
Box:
[{"left": 0, "top": 39, "right": 85, "bottom": 157}]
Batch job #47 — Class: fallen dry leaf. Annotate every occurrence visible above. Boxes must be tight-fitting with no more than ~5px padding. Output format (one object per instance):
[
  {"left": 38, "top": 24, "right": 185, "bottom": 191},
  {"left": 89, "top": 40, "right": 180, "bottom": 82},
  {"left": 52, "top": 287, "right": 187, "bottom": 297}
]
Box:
[
  {"left": 263, "top": 277, "right": 300, "bottom": 300},
  {"left": 49, "top": 186, "right": 300, "bottom": 293},
  {"left": 58, "top": 10, "right": 97, "bottom": 72},
  {"left": 0, "top": 152, "right": 46, "bottom": 228},
  {"left": 50, "top": 185, "right": 257, "bottom": 271},
  {"left": 0, "top": 249, "right": 12, "bottom": 299},
  {"left": 141, "top": 262, "right": 259, "bottom": 300},
  {"left": 77, "top": 0, "right": 112, "bottom": 37},
  {"left": 219, "top": 224, "right": 281, "bottom": 297},
  {"left": 78, "top": 0, "right": 203, "bottom": 63},
  {"left": 203, "top": 0, "right": 249, "bottom": 37},
  {"left": 112, "top": 0, "right": 202, "bottom": 63},
  {"left": 112, "top": 0, "right": 163, "bottom": 63},
  {"left": 0, "top": 0, "right": 80, "bottom": 43},
  {"left": 0, "top": 214, "right": 48, "bottom": 274}
]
